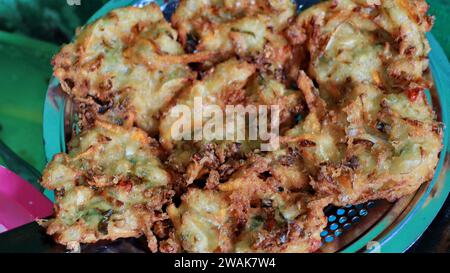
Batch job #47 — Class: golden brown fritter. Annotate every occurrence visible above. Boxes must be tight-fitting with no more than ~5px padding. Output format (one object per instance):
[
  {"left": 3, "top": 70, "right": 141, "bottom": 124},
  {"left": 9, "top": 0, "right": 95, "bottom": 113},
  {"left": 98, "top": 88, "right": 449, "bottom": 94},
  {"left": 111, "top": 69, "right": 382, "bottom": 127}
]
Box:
[
  {"left": 172, "top": 0, "right": 296, "bottom": 73},
  {"left": 287, "top": 0, "right": 434, "bottom": 100},
  {"left": 159, "top": 59, "right": 303, "bottom": 185},
  {"left": 168, "top": 156, "right": 330, "bottom": 253},
  {"left": 40, "top": 121, "right": 173, "bottom": 252},
  {"left": 172, "top": 0, "right": 295, "bottom": 45},
  {"left": 53, "top": 4, "right": 210, "bottom": 136},
  {"left": 159, "top": 58, "right": 256, "bottom": 151},
  {"left": 246, "top": 73, "right": 304, "bottom": 130},
  {"left": 284, "top": 0, "right": 441, "bottom": 206},
  {"left": 287, "top": 69, "right": 441, "bottom": 206},
  {"left": 43, "top": 0, "right": 442, "bottom": 253},
  {"left": 158, "top": 58, "right": 257, "bottom": 184},
  {"left": 313, "top": 86, "right": 442, "bottom": 205},
  {"left": 283, "top": 64, "right": 441, "bottom": 204}
]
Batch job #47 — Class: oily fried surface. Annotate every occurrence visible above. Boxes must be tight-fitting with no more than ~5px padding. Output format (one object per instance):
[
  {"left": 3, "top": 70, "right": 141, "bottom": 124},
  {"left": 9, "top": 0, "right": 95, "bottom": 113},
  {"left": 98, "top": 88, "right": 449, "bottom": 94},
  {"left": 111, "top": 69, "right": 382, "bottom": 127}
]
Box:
[
  {"left": 40, "top": 121, "right": 173, "bottom": 252},
  {"left": 172, "top": 0, "right": 295, "bottom": 45},
  {"left": 168, "top": 156, "right": 330, "bottom": 253},
  {"left": 159, "top": 58, "right": 256, "bottom": 151},
  {"left": 53, "top": 4, "right": 210, "bottom": 136},
  {"left": 159, "top": 59, "right": 256, "bottom": 185},
  {"left": 43, "top": 0, "right": 442, "bottom": 253},
  {"left": 160, "top": 59, "right": 303, "bottom": 185},
  {"left": 314, "top": 86, "right": 442, "bottom": 205},
  {"left": 286, "top": 0, "right": 433, "bottom": 99},
  {"left": 172, "top": 0, "right": 296, "bottom": 75},
  {"left": 285, "top": 71, "right": 441, "bottom": 206},
  {"left": 284, "top": 0, "right": 441, "bottom": 206}
]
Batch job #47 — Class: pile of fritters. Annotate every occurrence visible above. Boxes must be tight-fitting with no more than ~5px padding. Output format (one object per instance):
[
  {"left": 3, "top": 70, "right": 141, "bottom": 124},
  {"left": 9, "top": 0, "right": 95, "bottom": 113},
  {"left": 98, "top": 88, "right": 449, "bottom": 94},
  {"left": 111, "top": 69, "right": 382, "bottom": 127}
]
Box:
[{"left": 41, "top": 0, "right": 442, "bottom": 252}]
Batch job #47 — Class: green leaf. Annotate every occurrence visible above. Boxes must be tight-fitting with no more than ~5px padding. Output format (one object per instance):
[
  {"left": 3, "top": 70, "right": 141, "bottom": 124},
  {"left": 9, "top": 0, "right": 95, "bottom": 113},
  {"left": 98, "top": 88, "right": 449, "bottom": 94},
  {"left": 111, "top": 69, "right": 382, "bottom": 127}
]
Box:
[{"left": 0, "top": 0, "right": 108, "bottom": 44}]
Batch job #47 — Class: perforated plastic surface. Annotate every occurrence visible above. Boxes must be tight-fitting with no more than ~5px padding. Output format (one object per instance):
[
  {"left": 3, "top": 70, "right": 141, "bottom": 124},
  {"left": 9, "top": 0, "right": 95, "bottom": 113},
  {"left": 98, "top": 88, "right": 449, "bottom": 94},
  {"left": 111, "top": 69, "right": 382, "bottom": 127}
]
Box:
[{"left": 321, "top": 202, "right": 376, "bottom": 243}]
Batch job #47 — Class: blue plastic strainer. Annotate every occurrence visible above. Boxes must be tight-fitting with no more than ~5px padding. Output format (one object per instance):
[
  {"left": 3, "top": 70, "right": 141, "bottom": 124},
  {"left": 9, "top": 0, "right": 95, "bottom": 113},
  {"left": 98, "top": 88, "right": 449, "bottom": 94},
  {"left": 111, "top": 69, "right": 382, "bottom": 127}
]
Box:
[{"left": 321, "top": 202, "right": 376, "bottom": 243}]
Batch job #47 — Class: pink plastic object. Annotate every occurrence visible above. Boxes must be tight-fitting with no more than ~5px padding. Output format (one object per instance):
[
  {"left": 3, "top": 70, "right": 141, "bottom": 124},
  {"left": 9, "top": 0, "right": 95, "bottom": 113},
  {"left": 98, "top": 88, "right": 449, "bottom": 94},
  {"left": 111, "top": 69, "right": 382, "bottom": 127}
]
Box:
[{"left": 0, "top": 166, "right": 53, "bottom": 233}]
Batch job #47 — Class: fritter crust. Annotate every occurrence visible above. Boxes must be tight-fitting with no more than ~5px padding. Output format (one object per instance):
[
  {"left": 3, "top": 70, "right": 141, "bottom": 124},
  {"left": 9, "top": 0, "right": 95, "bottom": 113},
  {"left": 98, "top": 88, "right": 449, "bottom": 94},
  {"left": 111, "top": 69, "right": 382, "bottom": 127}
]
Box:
[
  {"left": 287, "top": 71, "right": 441, "bottom": 206},
  {"left": 284, "top": 0, "right": 441, "bottom": 206},
  {"left": 168, "top": 156, "right": 330, "bottom": 253},
  {"left": 313, "top": 85, "right": 442, "bottom": 205},
  {"left": 43, "top": 0, "right": 442, "bottom": 253},
  {"left": 172, "top": 0, "right": 296, "bottom": 73},
  {"left": 159, "top": 58, "right": 256, "bottom": 151},
  {"left": 159, "top": 58, "right": 257, "bottom": 185},
  {"left": 53, "top": 4, "right": 209, "bottom": 136},
  {"left": 40, "top": 121, "right": 173, "bottom": 252},
  {"left": 160, "top": 59, "right": 303, "bottom": 185},
  {"left": 287, "top": 0, "right": 434, "bottom": 99}
]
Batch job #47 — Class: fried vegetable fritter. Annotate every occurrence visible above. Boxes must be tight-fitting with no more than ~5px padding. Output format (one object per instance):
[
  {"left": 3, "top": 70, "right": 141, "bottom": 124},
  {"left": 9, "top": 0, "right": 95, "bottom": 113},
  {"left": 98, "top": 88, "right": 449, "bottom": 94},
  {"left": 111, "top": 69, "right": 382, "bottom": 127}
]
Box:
[
  {"left": 53, "top": 4, "right": 210, "bottom": 135},
  {"left": 168, "top": 156, "right": 330, "bottom": 253},
  {"left": 43, "top": 0, "right": 442, "bottom": 253},
  {"left": 313, "top": 86, "right": 442, "bottom": 205},
  {"left": 159, "top": 58, "right": 257, "bottom": 184},
  {"left": 246, "top": 73, "right": 304, "bottom": 129},
  {"left": 287, "top": 0, "right": 434, "bottom": 101},
  {"left": 173, "top": 0, "right": 295, "bottom": 44},
  {"left": 284, "top": 0, "right": 441, "bottom": 206},
  {"left": 160, "top": 59, "right": 303, "bottom": 185},
  {"left": 288, "top": 70, "right": 441, "bottom": 206},
  {"left": 159, "top": 58, "right": 256, "bottom": 150},
  {"left": 172, "top": 0, "right": 296, "bottom": 73},
  {"left": 40, "top": 121, "right": 173, "bottom": 252}
]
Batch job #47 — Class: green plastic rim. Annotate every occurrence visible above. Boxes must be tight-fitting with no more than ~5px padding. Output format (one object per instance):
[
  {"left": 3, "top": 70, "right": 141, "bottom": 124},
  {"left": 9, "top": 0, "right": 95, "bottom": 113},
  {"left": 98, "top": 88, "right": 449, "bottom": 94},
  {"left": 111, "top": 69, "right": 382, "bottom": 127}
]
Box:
[{"left": 43, "top": 0, "right": 450, "bottom": 252}]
